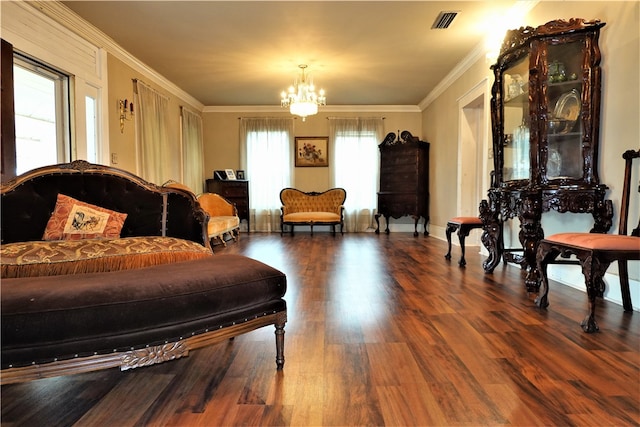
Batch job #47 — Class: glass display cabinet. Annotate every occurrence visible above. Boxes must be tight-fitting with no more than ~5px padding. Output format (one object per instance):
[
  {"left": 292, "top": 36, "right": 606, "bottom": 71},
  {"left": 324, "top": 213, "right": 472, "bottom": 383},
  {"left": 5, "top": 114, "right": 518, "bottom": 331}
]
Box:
[{"left": 480, "top": 18, "right": 613, "bottom": 291}]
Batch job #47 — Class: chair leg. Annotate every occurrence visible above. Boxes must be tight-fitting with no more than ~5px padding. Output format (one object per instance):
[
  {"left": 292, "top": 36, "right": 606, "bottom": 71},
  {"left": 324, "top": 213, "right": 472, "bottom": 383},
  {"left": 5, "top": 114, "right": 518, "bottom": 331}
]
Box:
[
  {"left": 534, "top": 242, "right": 556, "bottom": 309},
  {"left": 458, "top": 232, "right": 467, "bottom": 267},
  {"left": 579, "top": 256, "right": 612, "bottom": 333},
  {"left": 444, "top": 222, "right": 457, "bottom": 260},
  {"left": 618, "top": 260, "right": 633, "bottom": 312}
]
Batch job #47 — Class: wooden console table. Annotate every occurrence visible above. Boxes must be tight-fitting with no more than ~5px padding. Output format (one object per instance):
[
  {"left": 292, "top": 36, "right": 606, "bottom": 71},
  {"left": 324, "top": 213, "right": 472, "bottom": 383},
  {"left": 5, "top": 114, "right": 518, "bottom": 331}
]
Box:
[{"left": 480, "top": 185, "right": 612, "bottom": 291}]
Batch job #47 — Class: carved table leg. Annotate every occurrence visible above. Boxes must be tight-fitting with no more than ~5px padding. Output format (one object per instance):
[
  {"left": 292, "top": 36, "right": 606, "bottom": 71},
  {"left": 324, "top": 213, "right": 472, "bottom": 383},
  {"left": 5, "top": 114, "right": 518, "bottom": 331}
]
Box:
[
  {"left": 374, "top": 213, "right": 381, "bottom": 234},
  {"left": 591, "top": 199, "right": 613, "bottom": 233},
  {"left": 413, "top": 216, "right": 419, "bottom": 237},
  {"left": 480, "top": 199, "right": 502, "bottom": 273},
  {"left": 518, "top": 193, "right": 544, "bottom": 292}
]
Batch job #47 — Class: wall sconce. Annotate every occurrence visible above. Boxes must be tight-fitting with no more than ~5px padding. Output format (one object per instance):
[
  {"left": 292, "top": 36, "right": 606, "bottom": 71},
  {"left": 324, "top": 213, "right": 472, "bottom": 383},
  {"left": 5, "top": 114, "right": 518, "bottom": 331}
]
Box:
[{"left": 118, "top": 99, "right": 134, "bottom": 133}]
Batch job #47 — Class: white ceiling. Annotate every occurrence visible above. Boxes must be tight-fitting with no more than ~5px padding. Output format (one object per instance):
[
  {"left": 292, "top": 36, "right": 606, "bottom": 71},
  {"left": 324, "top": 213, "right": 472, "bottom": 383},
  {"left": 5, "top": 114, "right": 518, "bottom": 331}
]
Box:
[{"left": 59, "top": 1, "right": 611, "bottom": 108}]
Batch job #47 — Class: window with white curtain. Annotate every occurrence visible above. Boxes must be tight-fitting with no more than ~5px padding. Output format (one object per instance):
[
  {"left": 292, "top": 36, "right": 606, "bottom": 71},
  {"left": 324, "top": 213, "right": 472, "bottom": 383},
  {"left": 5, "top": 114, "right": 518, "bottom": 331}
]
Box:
[
  {"left": 240, "top": 118, "right": 294, "bottom": 232},
  {"left": 329, "top": 118, "right": 384, "bottom": 232},
  {"left": 134, "top": 80, "right": 176, "bottom": 185},
  {"left": 180, "top": 107, "right": 204, "bottom": 193}
]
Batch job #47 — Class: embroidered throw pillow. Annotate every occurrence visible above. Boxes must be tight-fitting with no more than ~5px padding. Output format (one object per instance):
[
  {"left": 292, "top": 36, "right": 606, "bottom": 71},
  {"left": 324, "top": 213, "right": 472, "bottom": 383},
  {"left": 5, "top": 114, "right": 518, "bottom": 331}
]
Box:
[{"left": 43, "top": 194, "right": 128, "bottom": 240}]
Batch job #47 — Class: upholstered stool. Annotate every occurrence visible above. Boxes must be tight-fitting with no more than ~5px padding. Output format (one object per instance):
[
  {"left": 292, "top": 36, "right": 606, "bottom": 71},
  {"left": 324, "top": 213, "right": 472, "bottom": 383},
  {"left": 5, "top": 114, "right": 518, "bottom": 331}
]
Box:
[{"left": 445, "top": 216, "right": 484, "bottom": 267}]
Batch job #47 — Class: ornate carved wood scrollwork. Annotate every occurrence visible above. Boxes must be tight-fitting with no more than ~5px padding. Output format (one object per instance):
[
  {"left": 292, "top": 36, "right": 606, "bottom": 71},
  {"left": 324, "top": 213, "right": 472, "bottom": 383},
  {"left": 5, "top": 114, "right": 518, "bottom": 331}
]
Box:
[
  {"left": 481, "top": 18, "right": 612, "bottom": 290},
  {"left": 121, "top": 341, "right": 189, "bottom": 371}
]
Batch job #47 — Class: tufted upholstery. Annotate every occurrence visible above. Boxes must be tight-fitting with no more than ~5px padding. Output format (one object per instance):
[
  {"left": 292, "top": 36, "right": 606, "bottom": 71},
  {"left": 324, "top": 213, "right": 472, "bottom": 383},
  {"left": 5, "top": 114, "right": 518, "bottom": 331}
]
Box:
[
  {"left": 1, "top": 161, "right": 209, "bottom": 248},
  {"left": 280, "top": 188, "right": 346, "bottom": 236}
]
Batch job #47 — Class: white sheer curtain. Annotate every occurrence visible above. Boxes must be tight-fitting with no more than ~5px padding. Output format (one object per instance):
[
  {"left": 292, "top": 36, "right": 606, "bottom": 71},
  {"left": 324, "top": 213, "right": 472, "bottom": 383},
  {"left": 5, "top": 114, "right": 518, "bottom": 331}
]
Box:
[
  {"left": 240, "top": 118, "right": 294, "bottom": 232},
  {"left": 134, "top": 80, "right": 177, "bottom": 185},
  {"left": 180, "top": 107, "right": 204, "bottom": 193},
  {"left": 329, "top": 117, "right": 384, "bottom": 232}
]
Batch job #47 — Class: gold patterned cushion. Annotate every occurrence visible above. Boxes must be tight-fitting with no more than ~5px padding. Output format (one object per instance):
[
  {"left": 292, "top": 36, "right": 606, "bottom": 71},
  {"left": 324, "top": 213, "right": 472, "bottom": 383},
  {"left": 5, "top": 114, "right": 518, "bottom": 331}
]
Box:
[
  {"left": 1, "top": 237, "right": 212, "bottom": 278},
  {"left": 42, "top": 194, "right": 128, "bottom": 241},
  {"left": 207, "top": 216, "right": 240, "bottom": 237},
  {"left": 283, "top": 212, "right": 341, "bottom": 223}
]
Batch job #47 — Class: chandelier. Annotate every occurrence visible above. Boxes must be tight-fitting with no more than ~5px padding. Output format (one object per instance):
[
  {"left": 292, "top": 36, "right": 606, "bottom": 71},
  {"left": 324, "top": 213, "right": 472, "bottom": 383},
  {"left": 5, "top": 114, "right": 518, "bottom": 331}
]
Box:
[{"left": 280, "top": 65, "right": 326, "bottom": 121}]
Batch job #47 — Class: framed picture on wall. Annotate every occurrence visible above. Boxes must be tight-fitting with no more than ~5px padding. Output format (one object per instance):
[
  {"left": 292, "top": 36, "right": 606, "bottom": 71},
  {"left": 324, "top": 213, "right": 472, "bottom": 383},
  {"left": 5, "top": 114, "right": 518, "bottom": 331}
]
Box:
[{"left": 295, "top": 136, "right": 328, "bottom": 167}]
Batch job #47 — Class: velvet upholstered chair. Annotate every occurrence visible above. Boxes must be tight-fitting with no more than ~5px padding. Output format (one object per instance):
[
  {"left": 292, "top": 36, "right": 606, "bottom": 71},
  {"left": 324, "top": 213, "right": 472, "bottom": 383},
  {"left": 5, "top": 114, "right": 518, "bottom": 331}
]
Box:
[{"left": 535, "top": 149, "right": 640, "bottom": 332}]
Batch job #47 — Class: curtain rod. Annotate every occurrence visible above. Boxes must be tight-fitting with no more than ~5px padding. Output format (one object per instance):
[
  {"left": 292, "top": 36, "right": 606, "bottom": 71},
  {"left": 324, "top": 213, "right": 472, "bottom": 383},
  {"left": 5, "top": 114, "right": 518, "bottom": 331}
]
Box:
[
  {"left": 238, "top": 116, "right": 296, "bottom": 120},
  {"left": 132, "top": 78, "right": 170, "bottom": 100},
  {"left": 326, "top": 116, "right": 385, "bottom": 120}
]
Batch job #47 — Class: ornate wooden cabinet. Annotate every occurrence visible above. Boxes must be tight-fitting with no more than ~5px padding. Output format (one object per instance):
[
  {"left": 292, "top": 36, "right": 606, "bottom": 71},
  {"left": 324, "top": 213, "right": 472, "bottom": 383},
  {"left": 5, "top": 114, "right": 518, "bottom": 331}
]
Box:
[
  {"left": 480, "top": 19, "right": 612, "bottom": 291},
  {"left": 375, "top": 130, "right": 430, "bottom": 236},
  {"left": 206, "top": 179, "right": 250, "bottom": 232}
]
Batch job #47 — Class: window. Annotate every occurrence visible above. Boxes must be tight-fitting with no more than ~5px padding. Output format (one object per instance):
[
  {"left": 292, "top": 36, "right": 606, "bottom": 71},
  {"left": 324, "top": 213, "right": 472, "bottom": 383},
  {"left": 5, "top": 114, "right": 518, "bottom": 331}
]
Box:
[
  {"left": 240, "top": 118, "right": 294, "bottom": 232},
  {"left": 13, "top": 55, "right": 70, "bottom": 175},
  {"left": 330, "top": 118, "right": 384, "bottom": 232},
  {"left": 85, "top": 95, "right": 98, "bottom": 163}
]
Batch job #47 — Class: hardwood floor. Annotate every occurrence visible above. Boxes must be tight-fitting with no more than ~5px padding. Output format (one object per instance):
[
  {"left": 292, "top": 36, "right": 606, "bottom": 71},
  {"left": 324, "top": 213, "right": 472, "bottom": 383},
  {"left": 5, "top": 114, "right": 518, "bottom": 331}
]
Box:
[{"left": 2, "top": 233, "right": 639, "bottom": 426}]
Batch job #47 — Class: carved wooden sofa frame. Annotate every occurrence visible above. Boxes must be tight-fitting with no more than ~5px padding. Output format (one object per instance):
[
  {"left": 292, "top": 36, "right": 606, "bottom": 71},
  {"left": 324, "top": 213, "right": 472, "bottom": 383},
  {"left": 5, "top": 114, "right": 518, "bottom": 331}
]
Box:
[
  {"left": 1, "top": 161, "right": 287, "bottom": 384},
  {"left": 279, "top": 187, "right": 346, "bottom": 236}
]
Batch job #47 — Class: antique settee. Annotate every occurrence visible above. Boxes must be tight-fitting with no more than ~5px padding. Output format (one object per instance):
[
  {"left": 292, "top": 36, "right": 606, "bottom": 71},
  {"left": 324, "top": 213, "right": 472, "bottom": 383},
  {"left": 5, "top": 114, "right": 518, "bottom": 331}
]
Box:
[
  {"left": 0, "top": 161, "right": 287, "bottom": 384},
  {"left": 162, "top": 181, "right": 240, "bottom": 248},
  {"left": 279, "top": 187, "right": 346, "bottom": 236}
]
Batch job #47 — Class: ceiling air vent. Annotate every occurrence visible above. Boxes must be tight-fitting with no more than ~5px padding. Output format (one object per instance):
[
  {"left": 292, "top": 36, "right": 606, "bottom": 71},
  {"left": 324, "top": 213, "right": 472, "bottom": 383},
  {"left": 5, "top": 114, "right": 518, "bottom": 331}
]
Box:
[{"left": 432, "top": 11, "right": 459, "bottom": 29}]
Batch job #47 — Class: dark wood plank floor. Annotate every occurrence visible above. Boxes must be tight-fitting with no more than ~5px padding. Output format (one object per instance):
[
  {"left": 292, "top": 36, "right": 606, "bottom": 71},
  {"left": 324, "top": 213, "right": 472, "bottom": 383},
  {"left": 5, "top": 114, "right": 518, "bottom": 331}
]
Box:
[{"left": 2, "top": 233, "right": 639, "bottom": 426}]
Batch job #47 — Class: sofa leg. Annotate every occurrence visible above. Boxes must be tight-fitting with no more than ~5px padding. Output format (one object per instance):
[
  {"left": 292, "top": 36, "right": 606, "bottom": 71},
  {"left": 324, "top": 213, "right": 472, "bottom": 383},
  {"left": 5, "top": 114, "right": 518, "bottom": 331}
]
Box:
[{"left": 275, "top": 321, "right": 285, "bottom": 370}]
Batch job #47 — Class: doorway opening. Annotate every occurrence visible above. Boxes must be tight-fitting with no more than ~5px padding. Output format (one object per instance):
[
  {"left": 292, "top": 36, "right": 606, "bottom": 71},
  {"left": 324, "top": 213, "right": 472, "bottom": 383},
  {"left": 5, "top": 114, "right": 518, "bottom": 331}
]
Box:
[{"left": 457, "top": 79, "right": 490, "bottom": 247}]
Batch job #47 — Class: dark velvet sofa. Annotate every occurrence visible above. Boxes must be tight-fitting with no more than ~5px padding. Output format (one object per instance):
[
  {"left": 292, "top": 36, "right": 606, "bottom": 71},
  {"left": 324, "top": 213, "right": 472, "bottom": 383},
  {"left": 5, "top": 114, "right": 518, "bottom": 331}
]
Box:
[{"left": 0, "top": 161, "right": 287, "bottom": 384}]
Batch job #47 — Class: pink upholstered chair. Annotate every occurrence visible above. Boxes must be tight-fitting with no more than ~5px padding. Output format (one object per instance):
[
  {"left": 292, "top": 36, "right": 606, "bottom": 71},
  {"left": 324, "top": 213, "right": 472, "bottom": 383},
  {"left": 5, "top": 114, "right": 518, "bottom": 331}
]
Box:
[{"left": 536, "top": 149, "right": 640, "bottom": 332}]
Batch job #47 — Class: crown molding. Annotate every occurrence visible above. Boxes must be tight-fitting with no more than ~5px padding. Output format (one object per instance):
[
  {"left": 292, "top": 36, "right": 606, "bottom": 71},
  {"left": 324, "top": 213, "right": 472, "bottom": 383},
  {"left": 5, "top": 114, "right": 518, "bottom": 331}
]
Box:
[
  {"left": 26, "top": 0, "right": 204, "bottom": 111},
  {"left": 418, "top": 42, "right": 486, "bottom": 111},
  {"left": 203, "top": 105, "right": 420, "bottom": 114}
]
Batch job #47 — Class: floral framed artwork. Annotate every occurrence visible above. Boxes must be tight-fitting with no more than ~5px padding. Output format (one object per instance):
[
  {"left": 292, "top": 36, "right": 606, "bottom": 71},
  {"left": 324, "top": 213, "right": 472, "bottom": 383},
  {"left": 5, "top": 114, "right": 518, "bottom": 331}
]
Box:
[{"left": 295, "top": 136, "right": 329, "bottom": 167}]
